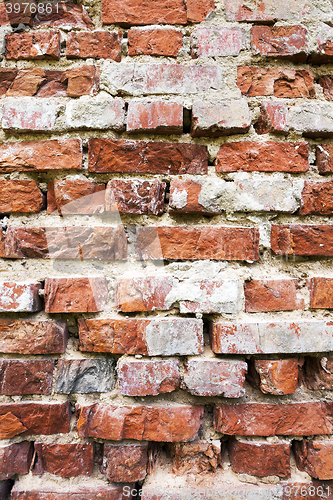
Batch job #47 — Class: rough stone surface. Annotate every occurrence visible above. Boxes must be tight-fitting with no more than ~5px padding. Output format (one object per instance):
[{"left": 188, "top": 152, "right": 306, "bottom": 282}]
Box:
[
  {"left": 54, "top": 358, "right": 116, "bottom": 393},
  {"left": 191, "top": 100, "right": 251, "bottom": 137},
  {"left": 117, "top": 358, "right": 179, "bottom": 396},
  {"left": 171, "top": 441, "right": 221, "bottom": 475},
  {"left": 304, "top": 357, "right": 333, "bottom": 390},
  {"left": 182, "top": 359, "right": 247, "bottom": 397},
  {"left": 271, "top": 225, "right": 333, "bottom": 256},
  {"left": 244, "top": 279, "right": 304, "bottom": 312},
  {"left": 294, "top": 440, "right": 333, "bottom": 480},
  {"left": 102, "top": 444, "right": 148, "bottom": 482},
  {"left": 214, "top": 402, "right": 333, "bottom": 436},
  {"left": 128, "top": 27, "right": 183, "bottom": 56},
  {"left": 228, "top": 439, "right": 291, "bottom": 478},
  {"left": 65, "top": 98, "right": 125, "bottom": 131},
  {"left": 66, "top": 31, "right": 122, "bottom": 60},
  {"left": 248, "top": 359, "right": 300, "bottom": 395},
  {"left": 136, "top": 226, "right": 260, "bottom": 261},
  {"left": 105, "top": 179, "right": 166, "bottom": 215},
  {"left": 191, "top": 27, "right": 245, "bottom": 57},
  {"left": 47, "top": 178, "right": 105, "bottom": 215},
  {"left": 6, "top": 31, "right": 60, "bottom": 60},
  {"left": 211, "top": 321, "right": 333, "bottom": 355},
  {"left": 251, "top": 26, "right": 308, "bottom": 59},
  {"left": 216, "top": 141, "right": 309, "bottom": 172},
  {"left": 77, "top": 404, "right": 204, "bottom": 441},
  {"left": 2, "top": 99, "right": 61, "bottom": 131},
  {"left": 45, "top": 277, "right": 108, "bottom": 313},
  {"left": 127, "top": 101, "right": 183, "bottom": 134},
  {"left": 0, "top": 319, "right": 68, "bottom": 354},
  {"left": 0, "top": 442, "right": 33, "bottom": 480},
  {"left": 0, "top": 282, "right": 42, "bottom": 312},
  {"left": 33, "top": 443, "right": 94, "bottom": 477},
  {"left": 0, "top": 359, "right": 54, "bottom": 395},
  {"left": 0, "top": 179, "right": 44, "bottom": 213},
  {"left": 88, "top": 138, "right": 208, "bottom": 174},
  {"left": 78, "top": 318, "right": 203, "bottom": 356}
]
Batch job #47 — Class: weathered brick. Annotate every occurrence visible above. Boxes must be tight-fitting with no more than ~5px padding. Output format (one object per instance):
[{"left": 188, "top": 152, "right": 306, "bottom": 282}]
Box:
[
  {"left": 255, "top": 101, "right": 289, "bottom": 135},
  {"left": 244, "top": 279, "right": 304, "bottom": 312},
  {"left": 271, "top": 225, "right": 333, "bottom": 256},
  {"left": 182, "top": 359, "right": 247, "bottom": 397},
  {"left": 101, "top": 63, "right": 222, "bottom": 95},
  {"left": 0, "top": 282, "right": 42, "bottom": 312},
  {"left": 191, "top": 27, "right": 245, "bottom": 58},
  {"left": 228, "top": 438, "right": 291, "bottom": 478},
  {"left": 303, "top": 357, "right": 333, "bottom": 390},
  {"left": 77, "top": 404, "right": 203, "bottom": 441},
  {"left": 0, "top": 319, "right": 68, "bottom": 354},
  {"left": 4, "top": 226, "right": 127, "bottom": 260},
  {"left": 115, "top": 276, "right": 175, "bottom": 312},
  {"left": 225, "top": 0, "right": 307, "bottom": 22},
  {"left": 0, "top": 402, "right": 70, "bottom": 437},
  {"left": 2, "top": 99, "right": 61, "bottom": 132},
  {"left": 0, "top": 360, "right": 53, "bottom": 395},
  {"left": 191, "top": 100, "right": 251, "bottom": 137},
  {"left": 127, "top": 101, "right": 183, "bottom": 134},
  {"left": 65, "top": 98, "right": 125, "bottom": 131},
  {"left": 0, "top": 179, "right": 43, "bottom": 214},
  {"left": 66, "top": 31, "right": 122, "bottom": 61},
  {"left": 6, "top": 68, "right": 46, "bottom": 96},
  {"left": 0, "top": 480, "right": 11, "bottom": 500},
  {"left": 54, "top": 358, "right": 116, "bottom": 393},
  {"left": 102, "top": 444, "right": 148, "bottom": 482},
  {"left": 128, "top": 27, "right": 182, "bottom": 56},
  {"left": 186, "top": 0, "right": 214, "bottom": 22},
  {"left": 216, "top": 141, "right": 309, "bottom": 173},
  {"left": 294, "top": 440, "right": 333, "bottom": 480},
  {"left": 319, "top": 75, "right": 333, "bottom": 101},
  {"left": 252, "top": 26, "right": 308, "bottom": 59},
  {"left": 211, "top": 321, "right": 333, "bottom": 355},
  {"left": 6, "top": 31, "right": 60, "bottom": 60},
  {"left": 301, "top": 181, "right": 333, "bottom": 215},
  {"left": 79, "top": 317, "right": 203, "bottom": 356},
  {"left": 36, "top": 70, "right": 67, "bottom": 97},
  {"left": 47, "top": 178, "right": 105, "bottom": 215},
  {"left": 118, "top": 358, "right": 179, "bottom": 396},
  {"left": 0, "top": 413, "right": 27, "bottom": 439},
  {"left": 102, "top": 0, "right": 190, "bottom": 25},
  {"left": 0, "top": 68, "right": 18, "bottom": 96},
  {"left": 316, "top": 25, "right": 333, "bottom": 63},
  {"left": 214, "top": 402, "right": 333, "bottom": 436},
  {"left": 309, "top": 277, "right": 333, "bottom": 309},
  {"left": 171, "top": 441, "right": 221, "bottom": 475},
  {"left": 289, "top": 103, "right": 333, "bottom": 137},
  {"left": 33, "top": 443, "right": 94, "bottom": 477},
  {"left": 61, "top": 65, "right": 99, "bottom": 97},
  {"left": 45, "top": 278, "right": 108, "bottom": 313},
  {"left": 248, "top": 359, "right": 300, "bottom": 395},
  {"left": 3, "top": 0, "right": 35, "bottom": 26},
  {"left": 33, "top": 2, "right": 94, "bottom": 29},
  {"left": 169, "top": 175, "right": 298, "bottom": 214},
  {"left": 105, "top": 179, "right": 165, "bottom": 215},
  {"left": 317, "top": 144, "right": 333, "bottom": 174},
  {"left": 136, "top": 226, "right": 259, "bottom": 261},
  {"left": 11, "top": 484, "right": 127, "bottom": 500},
  {"left": 0, "top": 442, "right": 33, "bottom": 480},
  {"left": 238, "top": 66, "right": 315, "bottom": 98},
  {"left": 0, "top": 139, "right": 82, "bottom": 172},
  {"left": 89, "top": 138, "right": 208, "bottom": 174}
]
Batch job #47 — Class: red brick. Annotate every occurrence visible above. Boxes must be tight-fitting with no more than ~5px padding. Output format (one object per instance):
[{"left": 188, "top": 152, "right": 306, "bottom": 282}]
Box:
[
  {"left": 225, "top": 0, "right": 307, "bottom": 22},
  {"left": 301, "top": 181, "right": 333, "bottom": 215},
  {"left": 317, "top": 144, "right": 333, "bottom": 174},
  {"left": 33, "top": 443, "right": 94, "bottom": 477},
  {"left": 115, "top": 276, "right": 174, "bottom": 312},
  {"left": 128, "top": 27, "right": 182, "bottom": 56},
  {"left": 272, "top": 225, "right": 333, "bottom": 257},
  {"left": 77, "top": 404, "right": 203, "bottom": 441},
  {"left": 105, "top": 179, "right": 165, "bottom": 215},
  {"left": 303, "top": 357, "right": 333, "bottom": 390},
  {"left": 294, "top": 440, "right": 333, "bottom": 480},
  {"left": 118, "top": 358, "right": 180, "bottom": 396},
  {"left": 6, "top": 68, "right": 46, "bottom": 96},
  {"left": 4, "top": 226, "right": 127, "bottom": 260},
  {"left": 0, "top": 282, "right": 42, "bottom": 312},
  {"left": 216, "top": 141, "right": 309, "bottom": 173},
  {"left": 319, "top": 76, "right": 333, "bottom": 100},
  {"left": 88, "top": 138, "right": 208, "bottom": 174},
  {"left": 2, "top": 100, "right": 60, "bottom": 132},
  {"left": 248, "top": 359, "right": 300, "bottom": 395},
  {"left": 66, "top": 31, "right": 121, "bottom": 61},
  {"left": 0, "top": 179, "right": 43, "bottom": 214},
  {"left": 136, "top": 226, "right": 260, "bottom": 261},
  {"left": 0, "top": 68, "right": 18, "bottom": 96},
  {"left": 47, "top": 179, "right": 105, "bottom": 215},
  {"left": 228, "top": 439, "right": 291, "bottom": 478},
  {"left": 0, "top": 402, "right": 70, "bottom": 437},
  {"left": 171, "top": 441, "right": 221, "bottom": 475},
  {"left": 191, "top": 100, "right": 251, "bottom": 137},
  {"left": 0, "top": 413, "right": 27, "bottom": 439},
  {"left": 244, "top": 279, "right": 304, "bottom": 312},
  {"left": 36, "top": 70, "right": 67, "bottom": 97},
  {"left": 61, "top": 65, "right": 99, "bottom": 97},
  {"left": 309, "top": 277, "right": 333, "bottom": 309},
  {"left": 182, "top": 359, "right": 247, "bottom": 397},
  {"left": 255, "top": 101, "right": 289, "bottom": 135},
  {"left": 0, "top": 319, "right": 68, "bottom": 354},
  {"left": 186, "top": 0, "right": 214, "bottom": 22},
  {"left": 11, "top": 486, "right": 127, "bottom": 500},
  {"left": 0, "top": 442, "right": 33, "bottom": 480},
  {"left": 102, "top": 444, "right": 148, "bottom": 482},
  {"left": 5, "top": 0, "right": 36, "bottom": 26},
  {"left": 127, "top": 101, "right": 183, "bottom": 134},
  {"left": 6, "top": 31, "right": 60, "bottom": 60},
  {"left": 169, "top": 179, "right": 209, "bottom": 214},
  {"left": 237, "top": 66, "right": 315, "bottom": 98},
  {"left": 191, "top": 27, "right": 245, "bottom": 58},
  {"left": 0, "top": 139, "right": 82, "bottom": 172},
  {"left": 33, "top": 2, "right": 94, "bottom": 29},
  {"left": 316, "top": 27, "right": 333, "bottom": 63},
  {"left": 102, "top": 0, "right": 187, "bottom": 26},
  {"left": 214, "top": 402, "right": 333, "bottom": 436},
  {"left": 251, "top": 26, "right": 308, "bottom": 59},
  {"left": 0, "top": 359, "right": 53, "bottom": 395},
  {"left": 45, "top": 277, "right": 108, "bottom": 313},
  {"left": 78, "top": 317, "right": 203, "bottom": 356}
]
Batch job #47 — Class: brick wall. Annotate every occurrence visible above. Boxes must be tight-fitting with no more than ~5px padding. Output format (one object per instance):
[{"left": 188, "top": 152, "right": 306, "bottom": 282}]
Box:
[{"left": 1, "top": 0, "right": 333, "bottom": 498}]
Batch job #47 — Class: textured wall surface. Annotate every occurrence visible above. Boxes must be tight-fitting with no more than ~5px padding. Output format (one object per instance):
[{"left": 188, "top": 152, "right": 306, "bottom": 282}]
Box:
[{"left": 2, "top": 0, "right": 333, "bottom": 497}]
